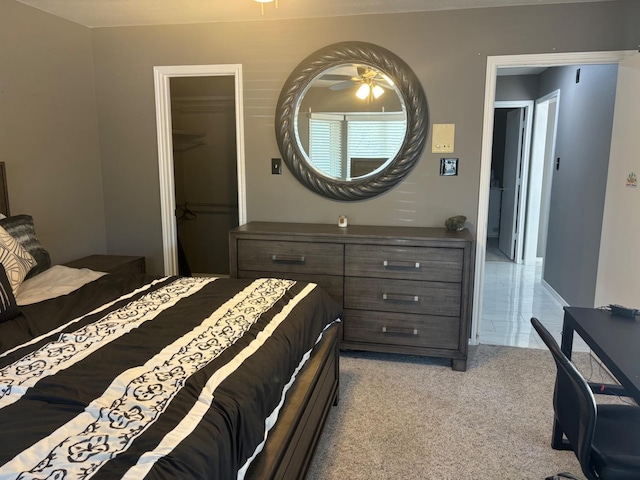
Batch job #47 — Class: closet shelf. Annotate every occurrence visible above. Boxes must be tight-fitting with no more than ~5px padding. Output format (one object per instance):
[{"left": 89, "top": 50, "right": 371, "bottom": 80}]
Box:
[
  {"left": 173, "top": 129, "right": 206, "bottom": 151},
  {"left": 173, "top": 129, "right": 205, "bottom": 138}
]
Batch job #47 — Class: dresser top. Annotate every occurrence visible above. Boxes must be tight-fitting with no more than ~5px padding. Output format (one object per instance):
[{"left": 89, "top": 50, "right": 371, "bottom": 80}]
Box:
[{"left": 231, "top": 222, "right": 473, "bottom": 243}]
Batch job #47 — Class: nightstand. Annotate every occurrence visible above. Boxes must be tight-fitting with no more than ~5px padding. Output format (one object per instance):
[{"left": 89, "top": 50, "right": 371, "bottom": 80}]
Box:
[{"left": 64, "top": 255, "right": 146, "bottom": 276}]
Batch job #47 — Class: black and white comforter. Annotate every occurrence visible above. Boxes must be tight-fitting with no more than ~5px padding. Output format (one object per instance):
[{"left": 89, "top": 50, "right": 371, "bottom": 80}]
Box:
[{"left": 0, "top": 274, "right": 341, "bottom": 479}]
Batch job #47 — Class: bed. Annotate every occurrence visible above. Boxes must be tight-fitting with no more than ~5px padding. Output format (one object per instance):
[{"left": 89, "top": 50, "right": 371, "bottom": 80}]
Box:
[{"left": 0, "top": 165, "right": 342, "bottom": 479}]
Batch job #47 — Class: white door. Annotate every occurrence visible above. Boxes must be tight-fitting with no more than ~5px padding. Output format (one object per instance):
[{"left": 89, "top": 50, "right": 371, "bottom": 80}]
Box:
[
  {"left": 595, "top": 53, "right": 640, "bottom": 307},
  {"left": 498, "top": 108, "right": 524, "bottom": 260},
  {"left": 533, "top": 95, "right": 559, "bottom": 263},
  {"left": 523, "top": 93, "right": 559, "bottom": 266}
]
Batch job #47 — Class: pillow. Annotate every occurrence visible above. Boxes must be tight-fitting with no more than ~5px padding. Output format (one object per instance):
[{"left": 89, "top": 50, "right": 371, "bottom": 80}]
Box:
[
  {"left": 0, "top": 225, "right": 35, "bottom": 295},
  {"left": 0, "top": 264, "right": 19, "bottom": 323},
  {"left": 0, "top": 214, "right": 51, "bottom": 279}
]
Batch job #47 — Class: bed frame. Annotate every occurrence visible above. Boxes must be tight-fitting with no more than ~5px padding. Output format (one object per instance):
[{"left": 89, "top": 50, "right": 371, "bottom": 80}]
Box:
[{"left": 246, "top": 321, "right": 340, "bottom": 479}]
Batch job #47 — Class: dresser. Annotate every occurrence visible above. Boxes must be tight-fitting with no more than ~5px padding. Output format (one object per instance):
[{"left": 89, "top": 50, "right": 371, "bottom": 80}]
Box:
[{"left": 229, "top": 222, "right": 474, "bottom": 371}]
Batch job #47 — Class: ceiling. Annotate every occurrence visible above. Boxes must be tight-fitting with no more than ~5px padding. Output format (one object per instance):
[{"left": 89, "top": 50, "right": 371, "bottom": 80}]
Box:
[{"left": 16, "top": 0, "right": 618, "bottom": 28}]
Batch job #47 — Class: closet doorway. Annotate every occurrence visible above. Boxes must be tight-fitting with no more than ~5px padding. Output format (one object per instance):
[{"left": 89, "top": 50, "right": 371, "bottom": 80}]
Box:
[
  {"left": 154, "top": 65, "right": 246, "bottom": 276},
  {"left": 171, "top": 76, "right": 238, "bottom": 276}
]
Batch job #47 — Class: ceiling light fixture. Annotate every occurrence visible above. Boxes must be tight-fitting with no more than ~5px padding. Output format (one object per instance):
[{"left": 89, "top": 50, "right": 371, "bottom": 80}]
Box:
[
  {"left": 355, "top": 83, "right": 370, "bottom": 100},
  {"left": 355, "top": 80, "right": 385, "bottom": 102},
  {"left": 255, "top": 0, "right": 278, "bottom": 15}
]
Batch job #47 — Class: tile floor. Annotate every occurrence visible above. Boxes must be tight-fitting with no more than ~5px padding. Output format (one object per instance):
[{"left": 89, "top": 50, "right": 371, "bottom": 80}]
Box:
[{"left": 479, "top": 255, "right": 589, "bottom": 352}]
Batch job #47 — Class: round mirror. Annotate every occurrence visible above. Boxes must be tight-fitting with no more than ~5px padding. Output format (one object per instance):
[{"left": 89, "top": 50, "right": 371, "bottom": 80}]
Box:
[
  {"left": 296, "top": 64, "right": 407, "bottom": 181},
  {"left": 276, "top": 41, "right": 428, "bottom": 201}
]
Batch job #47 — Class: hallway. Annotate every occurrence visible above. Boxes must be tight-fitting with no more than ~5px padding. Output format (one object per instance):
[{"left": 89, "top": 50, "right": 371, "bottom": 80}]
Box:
[{"left": 479, "top": 253, "right": 589, "bottom": 352}]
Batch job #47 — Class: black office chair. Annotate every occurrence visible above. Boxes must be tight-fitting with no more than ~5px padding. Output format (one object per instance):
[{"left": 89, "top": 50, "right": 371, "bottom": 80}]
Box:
[{"left": 531, "top": 317, "right": 640, "bottom": 480}]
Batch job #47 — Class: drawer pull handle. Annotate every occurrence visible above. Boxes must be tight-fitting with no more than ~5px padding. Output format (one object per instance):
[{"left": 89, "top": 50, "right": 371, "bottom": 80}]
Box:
[
  {"left": 382, "top": 293, "right": 419, "bottom": 302},
  {"left": 271, "top": 254, "right": 306, "bottom": 263},
  {"left": 382, "top": 326, "right": 419, "bottom": 336},
  {"left": 383, "top": 260, "right": 420, "bottom": 269}
]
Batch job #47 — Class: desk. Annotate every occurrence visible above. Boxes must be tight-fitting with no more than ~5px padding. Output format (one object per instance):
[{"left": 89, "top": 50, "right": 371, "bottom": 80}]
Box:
[{"left": 552, "top": 307, "right": 640, "bottom": 449}]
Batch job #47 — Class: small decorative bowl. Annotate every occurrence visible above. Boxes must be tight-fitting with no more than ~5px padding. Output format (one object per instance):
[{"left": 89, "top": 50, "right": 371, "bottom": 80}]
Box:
[{"left": 445, "top": 215, "right": 466, "bottom": 232}]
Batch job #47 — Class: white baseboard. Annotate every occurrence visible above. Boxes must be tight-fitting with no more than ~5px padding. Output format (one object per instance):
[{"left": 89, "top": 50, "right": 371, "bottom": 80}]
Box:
[{"left": 541, "top": 279, "right": 569, "bottom": 307}]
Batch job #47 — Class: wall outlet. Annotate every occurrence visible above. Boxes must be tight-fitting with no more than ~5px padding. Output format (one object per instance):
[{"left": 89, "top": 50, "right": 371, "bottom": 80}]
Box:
[{"left": 271, "top": 158, "right": 282, "bottom": 175}]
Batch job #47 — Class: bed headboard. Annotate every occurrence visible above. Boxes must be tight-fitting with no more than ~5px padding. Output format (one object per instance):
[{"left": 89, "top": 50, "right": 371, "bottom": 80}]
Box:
[{"left": 0, "top": 162, "right": 10, "bottom": 217}]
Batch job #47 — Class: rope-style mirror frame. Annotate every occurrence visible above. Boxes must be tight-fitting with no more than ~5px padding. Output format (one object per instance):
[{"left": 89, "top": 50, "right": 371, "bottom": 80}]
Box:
[{"left": 275, "top": 41, "right": 429, "bottom": 201}]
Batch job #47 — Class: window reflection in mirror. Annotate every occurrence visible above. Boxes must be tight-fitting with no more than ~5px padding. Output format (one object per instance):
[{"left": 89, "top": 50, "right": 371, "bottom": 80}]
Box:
[{"left": 295, "top": 64, "right": 407, "bottom": 181}]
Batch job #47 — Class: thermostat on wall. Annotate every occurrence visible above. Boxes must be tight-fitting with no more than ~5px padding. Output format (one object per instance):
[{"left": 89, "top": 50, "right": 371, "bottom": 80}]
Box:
[{"left": 432, "top": 124, "right": 455, "bottom": 153}]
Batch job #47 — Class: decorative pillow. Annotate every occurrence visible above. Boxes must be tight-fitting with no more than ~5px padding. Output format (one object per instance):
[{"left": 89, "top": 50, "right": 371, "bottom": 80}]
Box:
[
  {"left": 0, "top": 225, "right": 36, "bottom": 295},
  {"left": 0, "top": 215, "right": 51, "bottom": 279},
  {"left": 0, "top": 264, "right": 19, "bottom": 323}
]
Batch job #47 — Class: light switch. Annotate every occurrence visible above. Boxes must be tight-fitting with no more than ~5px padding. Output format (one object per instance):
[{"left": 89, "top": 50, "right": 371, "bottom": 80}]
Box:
[
  {"left": 271, "top": 158, "right": 282, "bottom": 175},
  {"left": 432, "top": 124, "right": 455, "bottom": 153}
]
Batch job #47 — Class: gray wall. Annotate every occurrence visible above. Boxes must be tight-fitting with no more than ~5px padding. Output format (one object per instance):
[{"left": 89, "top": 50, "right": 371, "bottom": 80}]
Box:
[
  {"left": 539, "top": 64, "right": 619, "bottom": 306},
  {"left": 3, "top": 1, "right": 639, "bottom": 275},
  {"left": 90, "top": 2, "right": 639, "bottom": 275},
  {"left": 0, "top": 1, "right": 106, "bottom": 263},
  {"left": 496, "top": 75, "right": 540, "bottom": 101}
]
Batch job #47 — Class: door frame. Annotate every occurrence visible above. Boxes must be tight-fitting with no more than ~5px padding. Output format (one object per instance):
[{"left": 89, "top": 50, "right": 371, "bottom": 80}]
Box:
[
  {"left": 154, "top": 64, "right": 247, "bottom": 276},
  {"left": 494, "top": 101, "right": 534, "bottom": 264},
  {"left": 595, "top": 53, "right": 640, "bottom": 307},
  {"left": 470, "top": 50, "right": 635, "bottom": 345}
]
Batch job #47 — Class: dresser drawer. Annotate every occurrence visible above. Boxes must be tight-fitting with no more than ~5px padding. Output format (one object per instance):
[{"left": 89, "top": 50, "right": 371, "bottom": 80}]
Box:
[
  {"left": 343, "top": 310, "right": 459, "bottom": 350},
  {"left": 345, "top": 277, "right": 461, "bottom": 317},
  {"left": 345, "top": 244, "right": 463, "bottom": 282},
  {"left": 237, "top": 271, "right": 344, "bottom": 307},
  {"left": 237, "top": 239, "right": 343, "bottom": 275}
]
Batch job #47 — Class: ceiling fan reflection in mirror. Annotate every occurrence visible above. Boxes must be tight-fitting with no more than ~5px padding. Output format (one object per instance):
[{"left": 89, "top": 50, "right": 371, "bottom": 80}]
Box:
[{"left": 324, "top": 66, "right": 394, "bottom": 101}]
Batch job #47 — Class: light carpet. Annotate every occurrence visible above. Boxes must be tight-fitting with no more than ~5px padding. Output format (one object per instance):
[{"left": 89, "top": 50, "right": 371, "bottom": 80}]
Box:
[{"left": 306, "top": 345, "right": 621, "bottom": 480}]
